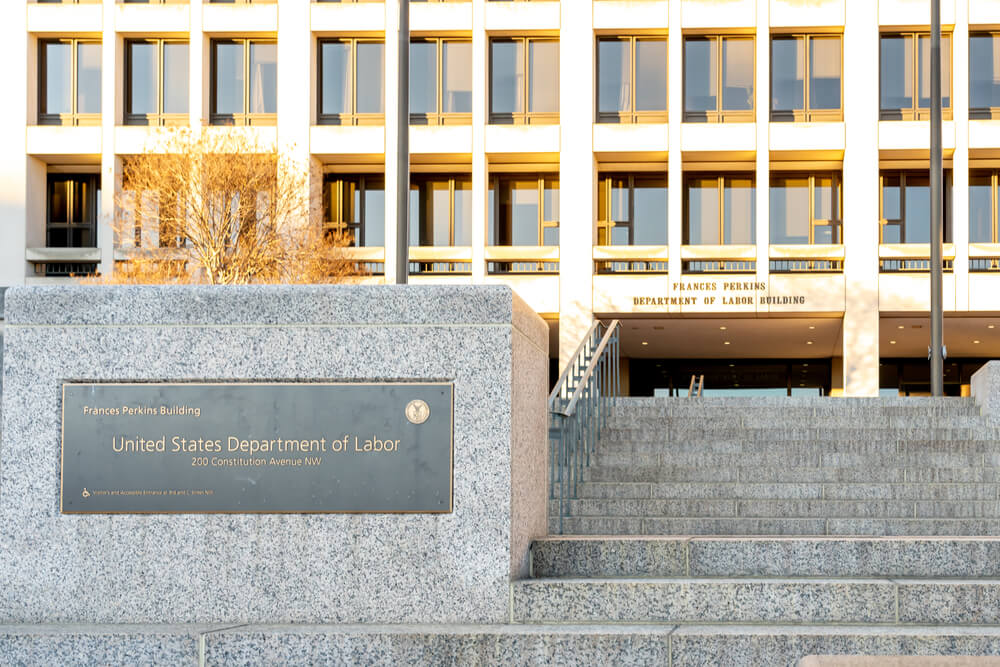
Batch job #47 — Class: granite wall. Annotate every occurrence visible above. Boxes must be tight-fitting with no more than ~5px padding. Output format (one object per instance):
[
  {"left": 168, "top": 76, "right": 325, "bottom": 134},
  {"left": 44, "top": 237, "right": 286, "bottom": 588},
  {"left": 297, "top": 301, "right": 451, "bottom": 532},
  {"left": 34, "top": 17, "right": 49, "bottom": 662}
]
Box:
[{"left": 0, "top": 285, "right": 549, "bottom": 625}]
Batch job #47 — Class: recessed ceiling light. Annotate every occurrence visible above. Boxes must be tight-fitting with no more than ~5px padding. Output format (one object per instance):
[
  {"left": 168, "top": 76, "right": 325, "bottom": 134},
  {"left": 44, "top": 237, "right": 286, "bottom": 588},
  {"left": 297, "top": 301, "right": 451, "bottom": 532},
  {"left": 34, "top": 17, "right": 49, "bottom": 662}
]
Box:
[
  {"left": 974, "top": 340, "right": 981, "bottom": 344},
  {"left": 734, "top": 383, "right": 740, "bottom": 387},
  {"left": 724, "top": 341, "right": 731, "bottom": 345},
  {"left": 799, "top": 383, "right": 805, "bottom": 387},
  {"left": 803, "top": 363, "right": 809, "bottom": 367},
  {"left": 720, "top": 326, "right": 727, "bottom": 331},
  {"left": 990, "top": 325, "right": 996, "bottom": 329},
  {"left": 729, "top": 364, "right": 735, "bottom": 367},
  {"left": 641, "top": 341, "right": 648, "bottom": 346},
  {"left": 898, "top": 325, "right": 904, "bottom": 329},
  {"left": 890, "top": 340, "right": 896, "bottom": 344},
  {"left": 808, "top": 325, "right": 815, "bottom": 330},
  {"left": 806, "top": 341, "right": 813, "bottom": 345}
]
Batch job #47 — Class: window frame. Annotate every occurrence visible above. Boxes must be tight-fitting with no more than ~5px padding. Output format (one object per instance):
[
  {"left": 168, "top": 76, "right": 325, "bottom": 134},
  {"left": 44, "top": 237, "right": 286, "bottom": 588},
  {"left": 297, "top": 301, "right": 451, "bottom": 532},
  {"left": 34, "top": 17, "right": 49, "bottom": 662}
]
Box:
[
  {"left": 488, "top": 37, "right": 560, "bottom": 125},
  {"left": 209, "top": 38, "right": 277, "bottom": 126},
  {"left": 410, "top": 175, "right": 472, "bottom": 247},
  {"left": 970, "top": 170, "right": 1000, "bottom": 243},
  {"left": 769, "top": 172, "right": 843, "bottom": 245},
  {"left": 769, "top": 34, "right": 843, "bottom": 122},
  {"left": 124, "top": 38, "right": 189, "bottom": 127},
  {"left": 879, "top": 31, "right": 953, "bottom": 121},
  {"left": 682, "top": 173, "right": 756, "bottom": 245},
  {"left": 409, "top": 38, "right": 472, "bottom": 126},
  {"left": 595, "top": 35, "right": 668, "bottom": 124},
  {"left": 322, "top": 174, "right": 384, "bottom": 248},
  {"left": 317, "top": 38, "right": 386, "bottom": 126},
  {"left": 488, "top": 174, "right": 559, "bottom": 246},
  {"left": 596, "top": 173, "right": 668, "bottom": 245},
  {"left": 970, "top": 32, "right": 1000, "bottom": 120},
  {"left": 38, "top": 38, "right": 101, "bottom": 126},
  {"left": 46, "top": 173, "right": 99, "bottom": 248},
  {"left": 878, "top": 170, "right": 952, "bottom": 243},
  {"left": 682, "top": 34, "right": 755, "bottom": 123}
]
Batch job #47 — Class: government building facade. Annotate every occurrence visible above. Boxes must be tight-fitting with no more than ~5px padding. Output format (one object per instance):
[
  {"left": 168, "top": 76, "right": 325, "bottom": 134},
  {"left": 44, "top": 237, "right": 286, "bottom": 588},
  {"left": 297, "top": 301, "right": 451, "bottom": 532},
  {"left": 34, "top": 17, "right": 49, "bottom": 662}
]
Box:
[{"left": 3, "top": 0, "right": 1000, "bottom": 397}]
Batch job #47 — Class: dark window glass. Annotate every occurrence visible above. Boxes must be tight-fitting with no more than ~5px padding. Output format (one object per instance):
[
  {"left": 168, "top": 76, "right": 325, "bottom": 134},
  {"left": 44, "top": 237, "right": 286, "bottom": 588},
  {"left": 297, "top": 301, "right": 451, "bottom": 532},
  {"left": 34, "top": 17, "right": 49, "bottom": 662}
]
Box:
[
  {"left": 491, "top": 40, "right": 523, "bottom": 114},
  {"left": 881, "top": 35, "right": 911, "bottom": 111},
  {"left": 684, "top": 36, "right": 752, "bottom": 120},
  {"left": 128, "top": 42, "right": 157, "bottom": 115},
  {"left": 320, "top": 41, "right": 350, "bottom": 116},
  {"left": 214, "top": 41, "right": 244, "bottom": 114},
  {"left": 684, "top": 37, "right": 716, "bottom": 114},
  {"left": 598, "top": 39, "right": 629, "bottom": 114},
  {"left": 410, "top": 41, "right": 437, "bottom": 114},
  {"left": 323, "top": 175, "right": 384, "bottom": 247},
  {"left": 771, "top": 37, "right": 804, "bottom": 112},
  {"left": 685, "top": 175, "right": 755, "bottom": 245},
  {"left": 971, "top": 34, "right": 1000, "bottom": 112},
  {"left": 356, "top": 42, "right": 385, "bottom": 114},
  {"left": 249, "top": 42, "right": 277, "bottom": 114},
  {"left": 490, "top": 176, "right": 558, "bottom": 245},
  {"left": 881, "top": 32, "right": 951, "bottom": 118},
  {"left": 633, "top": 176, "right": 667, "bottom": 244},
  {"left": 917, "top": 34, "right": 950, "bottom": 109},
  {"left": 43, "top": 41, "right": 72, "bottom": 115},
  {"left": 969, "top": 172, "right": 993, "bottom": 243},
  {"left": 770, "top": 173, "right": 841, "bottom": 244},
  {"left": 409, "top": 176, "right": 471, "bottom": 246},
  {"left": 47, "top": 174, "right": 99, "bottom": 248},
  {"left": 597, "top": 173, "right": 667, "bottom": 245},
  {"left": 880, "top": 171, "right": 952, "bottom": 243}
]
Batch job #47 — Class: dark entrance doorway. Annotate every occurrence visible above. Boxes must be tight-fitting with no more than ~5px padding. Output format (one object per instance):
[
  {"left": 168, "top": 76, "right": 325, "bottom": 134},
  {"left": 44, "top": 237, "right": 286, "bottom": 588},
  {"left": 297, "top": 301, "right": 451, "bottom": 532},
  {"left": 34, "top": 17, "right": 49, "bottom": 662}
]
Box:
[{"left": 630, "top": 358, "right": 833, "bottom": 396}]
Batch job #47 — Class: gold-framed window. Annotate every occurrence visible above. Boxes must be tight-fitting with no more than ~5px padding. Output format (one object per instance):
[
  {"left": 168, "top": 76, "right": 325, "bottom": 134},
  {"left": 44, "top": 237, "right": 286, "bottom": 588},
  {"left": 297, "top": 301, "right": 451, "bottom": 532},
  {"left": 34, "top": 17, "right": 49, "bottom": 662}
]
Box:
[
  {"left": 318, "top": 38, "right": 386, "bottom": 126},
  {"left": 971, "top": 170, "right": 1000, "bottom": 243},
  {"left": 770, "top": 172, "right": 842, "bottom": 244},
  {"left": 879, "top": 170, "right": 952, "bottom": 243},
  {"left": 38, "top": 39, "right": 101, "bottom": 126},
  {"left": 879, "top": 32, "right": 952, "bottom": 121},
  {"left": 971, "top": 33, "right": 1000, "bottom": 120},
  {"left": 489, "top": 37, "right": 559, "bottom": 125},
  {"left": 682, "top": 35, "right": 754, "bottom": 123},
  {"left": 323, "top": 174, "right": 385, "bottom": 247},
  {"left": 683, "top": 173, "right": 756, "bottom": 244},
  {"left": 596, "top": 36, "right": 667, "bottom": 124},
  {"left": 410, "top": 38, "right": 472, "bottom": 125},
  {"left": 488, "top": 175, "right": 559, "bottom": 245},
  {"left": 124, "top": 39, "right": 189, "bottom": 126},
  {"left": 210, "top": 38, "right": 276, "bottom": 126},
  {"left": 596, "top": 173, "right": 668, "bottom": 245},
  {"left": 770, "top": 34, "right": 842, "bottom": 122}
]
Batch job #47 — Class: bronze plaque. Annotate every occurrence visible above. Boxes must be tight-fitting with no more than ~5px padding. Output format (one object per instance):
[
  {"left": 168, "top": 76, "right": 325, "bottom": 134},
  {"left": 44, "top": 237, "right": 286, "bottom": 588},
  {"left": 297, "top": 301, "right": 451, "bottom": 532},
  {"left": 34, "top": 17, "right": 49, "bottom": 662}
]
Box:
[{"left": 60, "top": 382, "right": 453, "bottom": 514}]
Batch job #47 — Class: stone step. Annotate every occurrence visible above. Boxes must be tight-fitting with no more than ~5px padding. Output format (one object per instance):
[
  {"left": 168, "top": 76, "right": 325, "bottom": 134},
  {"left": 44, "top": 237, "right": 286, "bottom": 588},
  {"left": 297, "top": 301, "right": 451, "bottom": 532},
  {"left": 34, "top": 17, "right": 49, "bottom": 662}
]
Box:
[
  {"left": 590, "top": 451, "right": 989, "bottom": 468},
  {"left": 574, "top": 482, "right": 1000, "bottom": 501},
  {"left": 530, "top": 537, "right": 1000, "bottom": 578},
  {"left": 585, "top": 465, "right": 1000, "bottom": 484},
  {"left": 552, "top": 515, "right": 1000, "bottom": 536},
  {"left": 606, "top": 416, "right": 990, "bottom": 430},
  {"left": 598, "top": 439, "right": 1000, "bottom": 456},
  {"left": 600, "top": 428, "right": 1000, "bottom": 442},
  {"left": 513, "top": 577, "right": 1000, "bottom": 625}
]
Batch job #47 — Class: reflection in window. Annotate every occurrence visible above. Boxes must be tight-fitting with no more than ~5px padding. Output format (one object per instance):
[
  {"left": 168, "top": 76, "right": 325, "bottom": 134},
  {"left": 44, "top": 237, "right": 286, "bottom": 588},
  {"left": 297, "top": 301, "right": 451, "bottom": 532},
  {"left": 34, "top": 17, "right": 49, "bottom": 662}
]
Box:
[
  {"left": 597, "top": 173, "right": 667, "bottom": 245},
  {"left": 683, "top": 36, "right": 753, "bottom": 122},
  {"left": 323, "top": 174, "right": 385, "bottom": 247},
  {"left": 879, "top": 170, "right": 952, "bottom": 243},
  {"left": 770, "top": 173, "right": 842, "bottom": 244},
  {"left": 409, "top": 176, "right": 472, "bottom": 246},
  {"left": 971, "top": 33, "right": 1000, "bottom": 118},
  {"left": 410, "top": 39, "right": 472, "bottom": 124},
  {"left": 490, "top": 38, "right": 559, "bottom": 123},
  {"left": 319, "top": 39, "right": 385, "bottom": 125},
  {"left": 684, "top": 175, "right": 755, "bottom": 245},
  {"left": 47, "top": 174, "right": 99, "bottom": 248},
  {"left": 211, "top": 39, "right": 276, "bottom": 125},
  {"left": 970, "top": 171, "right": 1000, "bottom": 243},
  {"left": 39, "top": 39, "right": 101, "bottom": 125},
  {"left": 126, "top": 40, "right": 188, "bottom": 125},
  {"left": 488, "top": 176, "right": 559, "bottom": 245},
  {"left": 597, "top": 37, "right": 667, "bottom": 123},
  {"left": 771, "top": 35, "right": 841, "bottom": 121},
  {"left": 880, "top": 32, "right": 952, "bottom": 120}
]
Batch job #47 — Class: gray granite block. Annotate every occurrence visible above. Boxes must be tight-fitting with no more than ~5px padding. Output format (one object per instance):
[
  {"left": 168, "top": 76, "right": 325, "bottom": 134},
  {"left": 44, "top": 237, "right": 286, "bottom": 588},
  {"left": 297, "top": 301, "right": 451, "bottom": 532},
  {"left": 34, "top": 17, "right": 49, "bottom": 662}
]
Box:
[
  {"left": 554, "top": 516, "right": 644, "bottom": 535},
  {"left": 826, "top": 519, "right": 1000, "bottom": 537},
  {"left": 576, "top": 482, "right": 653, "bottom": 499},
  {"left": 649, "top": 483, "right": 824, "bottom": 500},
  {"left": 688, "top": 538, "right": 1000, "bottom": 577},
  {"left": 739, "top": 467, "right": 907, "bottom": 483},
  {"left": 203, "top": 624, "right": 675, "bottom": 666},
  {"left": 512, "top": 578, "right": 896, "bottom": 624},
  {"left": 566, "top": 498, "right": 737, "bottom": 517},
  {"left": 737, "top": 500, "right": 916, "bottom": 519},
  {"left": 0, "top": 624, "right": 207, "bottom": 667},
  {"left": 671, "top": 625, "right": 1000, "bottom": 667},
  {"left": 898, "top": 580, "right": 1000, "bottom": 624},
  {"left": 530, "top": 537, "right": 688, "bottom": 578},
  {"left": 972, "top": 361, "right": 1000, "bottom": 420},
  {"left": 0, "top": 285, "right": 547, "bottom": 625},
  {"left": 639, "top": 517, "right": 828, "bottom": 536},
  {"left": 586, "top": 465, "right": 740, "bottom": 483},
  {"left": 824, "top": 484, "right": 999, "bottom": 501}
]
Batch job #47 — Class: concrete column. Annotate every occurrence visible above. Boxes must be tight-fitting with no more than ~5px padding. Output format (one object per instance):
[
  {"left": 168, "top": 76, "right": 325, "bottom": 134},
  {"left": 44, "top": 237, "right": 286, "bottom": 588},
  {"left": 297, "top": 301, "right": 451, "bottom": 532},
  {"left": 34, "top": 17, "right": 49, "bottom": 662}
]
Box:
[
  {"left": 189, "top": 0, "right": 204, "bottom": 127},
  {"left": 842, "top": 0, "right": 880, "bottom": 396},
  {"left": 558, "top": 1, "right": 595, "bottom": 367},
  {"left": 755, "top": 0, "right": 770, "bottom": 284},
  {"left": 277, "top": 0, "right": 314, "bottom": 232},
  {"left": 0, "top": 3, "right": 28, "bottom": 286},
  {"left": 99, "top": 0, "right": 117, "bottom": 275},
  {"left": 471, "top": 0, "right": 487, "bottom": 283},
  {"left": 952, "top": 0, "right": 970, "bottom": 311},
  {"left": 667, "top": 0, "right": 683, "bottom": 282},
  {"left": 383, "top": 0, "right": 402, "bottom": 284}
]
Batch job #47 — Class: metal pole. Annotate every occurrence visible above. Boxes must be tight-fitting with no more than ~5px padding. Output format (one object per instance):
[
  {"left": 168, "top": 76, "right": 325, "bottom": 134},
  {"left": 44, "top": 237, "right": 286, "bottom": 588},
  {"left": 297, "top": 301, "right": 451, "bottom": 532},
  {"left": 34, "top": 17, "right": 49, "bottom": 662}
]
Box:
[
  {"left": 394, "top": 0, "right": 410, "bottom": 285},
  {"left": 929, "top": 0, "right": 944, "bottom": 395}
]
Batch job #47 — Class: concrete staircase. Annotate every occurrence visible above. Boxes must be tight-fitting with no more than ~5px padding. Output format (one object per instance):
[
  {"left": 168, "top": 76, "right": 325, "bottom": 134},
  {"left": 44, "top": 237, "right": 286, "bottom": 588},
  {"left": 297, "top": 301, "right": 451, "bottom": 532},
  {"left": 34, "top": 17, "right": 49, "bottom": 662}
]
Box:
[{"left": 555, "top": 396, "right": 1000, "bottom": 536}]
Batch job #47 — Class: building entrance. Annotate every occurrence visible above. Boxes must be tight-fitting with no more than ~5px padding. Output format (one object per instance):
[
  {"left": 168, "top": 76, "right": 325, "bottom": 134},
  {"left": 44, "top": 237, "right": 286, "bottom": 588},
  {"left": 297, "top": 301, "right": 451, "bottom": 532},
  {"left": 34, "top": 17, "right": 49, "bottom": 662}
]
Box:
[{"left": 629, "top": 358, "right": 833, "bottom": 397}]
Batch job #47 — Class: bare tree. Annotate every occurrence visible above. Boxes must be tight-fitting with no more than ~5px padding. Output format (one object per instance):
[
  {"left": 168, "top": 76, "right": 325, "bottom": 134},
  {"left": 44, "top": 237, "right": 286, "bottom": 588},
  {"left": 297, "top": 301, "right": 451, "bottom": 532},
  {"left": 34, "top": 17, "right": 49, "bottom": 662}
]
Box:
[{"left": 94, "top": 128, "right": 364, "bottom": 285}]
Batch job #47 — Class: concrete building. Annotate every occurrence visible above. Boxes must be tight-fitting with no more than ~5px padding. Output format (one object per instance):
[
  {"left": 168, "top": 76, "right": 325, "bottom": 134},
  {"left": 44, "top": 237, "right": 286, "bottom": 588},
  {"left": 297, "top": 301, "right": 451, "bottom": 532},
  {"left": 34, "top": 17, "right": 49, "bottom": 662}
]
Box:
[{"left": 3, "top": 0, "right": 1000, "bottom": 396}]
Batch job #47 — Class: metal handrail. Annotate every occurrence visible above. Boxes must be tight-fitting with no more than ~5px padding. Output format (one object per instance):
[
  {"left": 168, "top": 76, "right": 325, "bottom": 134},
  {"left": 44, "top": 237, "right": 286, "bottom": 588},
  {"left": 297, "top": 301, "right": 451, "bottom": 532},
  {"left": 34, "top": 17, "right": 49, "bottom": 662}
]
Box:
[{"left": 548, "top": 319, "right": 621, "bottom": 534}]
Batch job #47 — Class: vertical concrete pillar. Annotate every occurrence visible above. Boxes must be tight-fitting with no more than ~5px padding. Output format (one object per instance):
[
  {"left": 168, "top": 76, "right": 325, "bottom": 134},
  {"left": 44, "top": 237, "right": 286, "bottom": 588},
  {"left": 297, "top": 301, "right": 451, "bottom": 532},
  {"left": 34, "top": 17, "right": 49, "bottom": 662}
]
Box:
[
  {"left": 99, "top": 1, "right": 117, "bottom": 275},
  {"left": 842, "top": 0, "right": 880, "bottom": 396},
  {"left": 277, "top": 0, "right": 314, "bottom": 233},
  {"left": 755, "top": 0, "right": 770, "bottom": 286},
  {"left": 953, "top": 0, "right": 970, "bottom": 311},
  {"left": 0, "top": 3, "right": 28, "bottom": 286},
  {"left": 667, "top": 0, "right": 683, "bottom": 282},
  {"left": 189, "top": 0, "right": 204, "bottom": 128},
  {"left": 558, "top": 3, "right": 595, "bottom": 368},
  {"left": 383, "top": 0, "right": 402, "bottom": 284},
  {"left": 471, "top": 0, "right": 487, "bottom": 283}
]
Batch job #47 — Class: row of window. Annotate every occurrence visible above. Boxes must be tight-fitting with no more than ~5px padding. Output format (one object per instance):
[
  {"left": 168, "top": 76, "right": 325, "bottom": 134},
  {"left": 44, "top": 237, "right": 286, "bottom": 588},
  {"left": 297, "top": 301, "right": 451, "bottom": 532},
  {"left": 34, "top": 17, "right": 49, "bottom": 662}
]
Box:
[
  {"left": 50, "top": 169, "right": 1000, "bottom": 251},
  {"left": 38, "top": 32, "right": 1000, "bottom": 126}
]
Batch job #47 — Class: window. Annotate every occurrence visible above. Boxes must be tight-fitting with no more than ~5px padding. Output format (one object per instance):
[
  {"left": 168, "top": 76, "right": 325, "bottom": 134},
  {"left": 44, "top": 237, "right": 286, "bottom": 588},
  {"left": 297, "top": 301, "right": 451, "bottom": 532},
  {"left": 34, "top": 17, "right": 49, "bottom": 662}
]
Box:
[
  {"left": 597, "top": 174, "right": 667, "bottom": 245},
  {"left": 410, "top": 39, "right": 472, "bottom": 125},
  {"left": 770, "top": 173, "right": 841, "bottom": 244},
  {"left": 771, "top": 35, "right": 842, "bottom": 121},
  {"left": 971, "top": 33, "right": 1000, "bottom": 119},
  {"left": 38, "top": 39, "right": 101, "bottom": 125},
  {"left": 319, "top": 39, "right": 385, "bottom": 125},
  {"left": 322, "top": 174, "right": 385, "bottom": 247},
  {"left": 683, "top": 35, "right": 753, "bottom": 122},
  {"left": 684, "top": 174, "right": 755, "bottom": 244},
  {"left": 125, "top": 40, "right": 188, "bottom": 126},
  {"left": 597, "top": 37, "right": 667, "bottom": 123},
  {"left": 47, "top": 174, "right": 99, "bottom": 248},
  {"left": 489, "top": 38, "right": 559, "bottom": 124},
  {"left": 879, "top": 170, "right": 952, "bottom": 243},
  {"left": 880, "top": 32, "right": 952, "bottom": 120},
  {"left": 971, "top": 171, "right": 1000, "bottom": 243},
  {"left": 210, "top": 39, "right": 275, "bottom": 125},
  {"left": 409, "top": 176, "right": 472, "bottom": 246},
  {"left": 488, "top": 175, "right": 559, "bottom": 245}
]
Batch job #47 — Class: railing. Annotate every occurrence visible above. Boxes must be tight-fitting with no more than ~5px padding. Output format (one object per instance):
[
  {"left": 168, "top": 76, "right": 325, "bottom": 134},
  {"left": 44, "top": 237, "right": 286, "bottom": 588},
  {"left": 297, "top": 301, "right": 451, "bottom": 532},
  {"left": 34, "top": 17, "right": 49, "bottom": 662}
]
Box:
[{"left": 547, "top": 319, "right": 621, "bottom": 535}]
